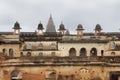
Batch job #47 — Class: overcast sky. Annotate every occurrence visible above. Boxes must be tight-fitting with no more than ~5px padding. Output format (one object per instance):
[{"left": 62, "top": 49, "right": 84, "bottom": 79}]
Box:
[{"left": 0, "top": 0, "right": 120, "bottom": 33}]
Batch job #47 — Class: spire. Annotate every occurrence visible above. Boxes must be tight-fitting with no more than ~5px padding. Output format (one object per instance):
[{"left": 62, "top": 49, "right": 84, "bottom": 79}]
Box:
[{"left": 46, "top": 15, "right": 56, "bottom": 33}]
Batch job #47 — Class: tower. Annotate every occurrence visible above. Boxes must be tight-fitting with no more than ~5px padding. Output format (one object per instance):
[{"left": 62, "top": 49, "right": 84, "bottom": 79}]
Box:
[
  {"left": 13, "top": 21, "right": 21, "bottom": 35},
  {"left": 58, "top": 22, "right": 66, "bottom": 35},
  {"left": 37, "top": 22, "right": 44, "bottom": 35},
  {"left": 94, "top": 24, "right": 102, "bottom": 35},
  {"left": 76, "top": 24, "right": 84, "bottom": 37},
  {"left": 46, "top": 15, "right": 56, "bottom": 33}
]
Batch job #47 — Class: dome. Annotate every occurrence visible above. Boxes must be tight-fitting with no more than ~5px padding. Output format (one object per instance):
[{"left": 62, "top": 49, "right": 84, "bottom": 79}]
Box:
[
  {"left": 65, "top": 29, "right": 70, "bottom": 35},
  {"left": 13, "top": 21, "right": 21, "bottom": 29},
  {"left": 76, "top": 24, "right": 84, "bottom": 30},
  {"left": 38, "top": 22, "right": 44, "bottom": 30},
  {"left": 95, "top": 24, "right": 102, "bottom": 30},
  {"left": 58, "top": 23, "right": 66, "bottom": 30}
]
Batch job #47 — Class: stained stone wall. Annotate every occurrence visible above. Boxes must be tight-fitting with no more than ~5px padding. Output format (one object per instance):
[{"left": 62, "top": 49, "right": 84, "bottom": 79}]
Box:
[{"left": 1, "top": 65, "right": 120, "bottom": 80}]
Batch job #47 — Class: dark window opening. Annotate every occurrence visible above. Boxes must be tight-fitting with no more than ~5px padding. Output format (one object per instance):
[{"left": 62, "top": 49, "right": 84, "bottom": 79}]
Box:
[
  {"left": 3, "top": 48, "right": 7, "bottom": 55},
  {"left": 90, "top": 48, "right": 97, "bottom": 57},
  {"left": 9, "top": 48, "right": 14, "bottom": 57},
  {"left": 69, "top": 48, "right": 76, "bottom": 57},
  {"left": 101, "top": 50, "right": 104, "bottom": 56},
  {"left": 80, "top": 48, "right": 87, "bottom": 57}
]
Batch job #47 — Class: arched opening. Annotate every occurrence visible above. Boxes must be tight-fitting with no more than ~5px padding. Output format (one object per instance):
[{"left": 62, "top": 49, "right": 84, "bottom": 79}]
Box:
[
  {"left": 69, "top": 48, "right": 76, "bottom": 57},
  {"left": 111, "top": 52, "right": 115, "bottom": 56},
  {"left": 90, "top": 48, "right": 97, "bottom": 57},
  {"left": 39, "top": 52, "right": 43, "bottom": 56},
  {"left": 27, "top": 52, "right": 31, "bottom": 57},
  {"left": 9, "top": 48, "right": 14, "bottom": 57},
  {"left": 11, "top": 70, "right": 22, "bottom": 80},
  {"left": 45, "top": 70, "right": 56, "bottom": 80},
  {"left": 110, "top": 41, "right": 115, "bottom": 49},
  {"left": 3, "top": 48, "right": 7, "bottom": 55},
  {"left": 80, "top": 48, "right": 87, "bottom": 57}
]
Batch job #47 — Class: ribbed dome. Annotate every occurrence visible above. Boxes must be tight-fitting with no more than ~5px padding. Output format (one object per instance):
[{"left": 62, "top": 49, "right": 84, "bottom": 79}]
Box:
[
  {"left": 38, "top": 23, "right": 44, "bottom": 30},
  {"left": 76, "top": 24, "right": 84, "bottom": 30},
  {"left": 95, "top": 24, "right": 102, "bottom": 30},
  {"left": 13, "top": 21, "right": 21, "bottom": 29},
  {"left": 58, "top": 23, "right": 66, "bottom": 30}
]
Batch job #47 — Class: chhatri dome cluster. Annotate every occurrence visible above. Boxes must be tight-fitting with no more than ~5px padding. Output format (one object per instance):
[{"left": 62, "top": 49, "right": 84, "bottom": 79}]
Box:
[{"left": 12, "top": 15, "right": 102, "bottom": 36}]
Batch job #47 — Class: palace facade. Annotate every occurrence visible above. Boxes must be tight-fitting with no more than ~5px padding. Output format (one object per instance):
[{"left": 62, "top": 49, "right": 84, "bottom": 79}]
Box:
[{"left": 0, "top": 16, "right": 120, "bottom": 80}]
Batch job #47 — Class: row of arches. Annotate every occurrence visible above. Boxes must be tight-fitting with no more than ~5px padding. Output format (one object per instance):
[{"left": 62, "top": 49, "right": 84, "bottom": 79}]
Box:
[
  {"left": 69, "top": 48, "right": 104, "bottom": 57},
  {"left": 20, "top": 52, "right": 56, "bottom": 57},
  {"left": 2, "top": 48, "right": 14, "bottom": 57}
]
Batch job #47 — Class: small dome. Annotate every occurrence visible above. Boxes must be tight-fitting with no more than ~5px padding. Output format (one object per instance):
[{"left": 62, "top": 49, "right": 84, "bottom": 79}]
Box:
[
  {"left": 38, "top": 23, "right": 44, "bottom": 30},
  {"left": 58, "top": 23, "right": 66, "bottom": 30},
  {"left": 13, "top": 21, "right": 21, "bottom": 29},
  {"left": 65, "top": 29, "right": 70, "bottom": 35},
  {"left": 76, "top": 24, "right": 84, "bottom": 30},
  {"left": 95, "top": 24, "right": 102, "bottom": 30}
]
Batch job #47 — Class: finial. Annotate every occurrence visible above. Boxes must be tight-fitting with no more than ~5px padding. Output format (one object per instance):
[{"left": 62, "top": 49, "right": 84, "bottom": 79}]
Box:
[
  {"left": 50, "top": 14, "right": 52, "bottom": 19},
  {"left": 40, "top": 20, "right": 41, "bottom": 23}
]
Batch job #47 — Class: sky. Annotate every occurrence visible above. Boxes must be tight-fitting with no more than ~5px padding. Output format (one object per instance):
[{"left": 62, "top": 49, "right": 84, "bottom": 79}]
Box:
[{"left": 0, "top": 0, "right": 120, "bottom": 34}]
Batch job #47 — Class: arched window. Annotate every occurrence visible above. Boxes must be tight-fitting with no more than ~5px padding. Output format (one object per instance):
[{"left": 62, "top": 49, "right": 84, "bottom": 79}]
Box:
[
  {"left": 9, "top": 48, "right": 14, "bottom": 57},
  {"left": 11, "top": 70, "right": 22, "bottom": 80},
  {"left": 111, "top": 52, "right": 115, "bottom": 56},
  {"left": 39, "top": 52, "right": 43, "bottom": 56},
  {"left": 3, "top": 48, "right": 7, "bottom": 55},
  {"left": 110, "top": 41, "right": 115, "bottom": 49},
  {"left": 27, "top": 52, "right": 31, "bottom": 57},
  {"left": 69, "top": 48, "right": 76, "bottom": 57},
  {"left": 80, "top": 48, "right": 87, "bottom": 57},
  {"left": 90, "top": 48, "right": 97, "bottom": 57}
]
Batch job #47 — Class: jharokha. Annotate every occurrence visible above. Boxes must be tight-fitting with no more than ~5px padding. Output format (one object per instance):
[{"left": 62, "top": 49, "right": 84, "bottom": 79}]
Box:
[{"left": 0, "top": 16, "right": 120, "bottom": 80}]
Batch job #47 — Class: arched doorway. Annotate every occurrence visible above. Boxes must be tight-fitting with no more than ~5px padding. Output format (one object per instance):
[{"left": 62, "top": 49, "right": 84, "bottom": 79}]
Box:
[
  {"left": 80, "top": 48, "right": 87, "bottom": 56},
  {"left": 9, "top": 48, "right": 14, "bottom": 57},
  {"left": 90, "top": 48, "right": 97, "bottom": 57},
  {"left": 69, "top": 48, "right": 76, "bottom": 57},
  {"left": 11, "top": 70, "right": 22, "bottom": 80},
  {"left": 45, "top": 70, "right": 56, "bottom": 80}
]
